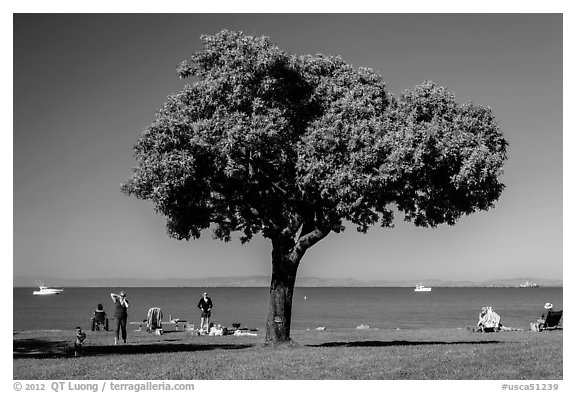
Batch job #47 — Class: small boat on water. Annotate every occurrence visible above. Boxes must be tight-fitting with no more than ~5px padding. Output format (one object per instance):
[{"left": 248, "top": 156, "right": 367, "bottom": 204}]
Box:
[
  {"left": 414, "top": 283, "right": 432, "bottom": 292},
  {"left": 33, "top": 282, "right": 64, "bottom": 295}
]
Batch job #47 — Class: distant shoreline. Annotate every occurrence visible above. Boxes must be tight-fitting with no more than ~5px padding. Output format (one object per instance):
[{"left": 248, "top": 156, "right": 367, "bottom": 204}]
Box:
[
  {"left": 14, "top": 275, "right": 563, "bottom": 288},
  {"left": 13, "top": 284, "right": 563, "bottom": 288}
]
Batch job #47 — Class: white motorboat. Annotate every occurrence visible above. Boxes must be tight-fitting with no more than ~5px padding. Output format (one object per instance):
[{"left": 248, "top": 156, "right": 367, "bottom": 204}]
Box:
[
  {"left": 33, "top": 282, "right": 64, "bottom": 295},
  {"left": 414, "top": 283, "right": 432, "bottom": 292}
]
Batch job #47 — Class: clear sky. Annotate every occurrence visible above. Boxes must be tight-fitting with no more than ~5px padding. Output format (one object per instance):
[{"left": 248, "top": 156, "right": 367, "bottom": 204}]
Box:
[{"left": 12, "top": 13, "right": 563, "bottom": 283}]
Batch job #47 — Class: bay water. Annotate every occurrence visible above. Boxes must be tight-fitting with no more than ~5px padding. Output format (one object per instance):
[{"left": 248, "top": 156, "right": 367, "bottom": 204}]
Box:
[{"left": 13, "top": 287, "right": 562, "bottom": 332}]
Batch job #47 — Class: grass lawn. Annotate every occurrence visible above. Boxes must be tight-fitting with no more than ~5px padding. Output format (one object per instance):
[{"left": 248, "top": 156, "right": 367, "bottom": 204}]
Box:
[{"left": 13, "top": 327, "right": 562, "bottom": 380}]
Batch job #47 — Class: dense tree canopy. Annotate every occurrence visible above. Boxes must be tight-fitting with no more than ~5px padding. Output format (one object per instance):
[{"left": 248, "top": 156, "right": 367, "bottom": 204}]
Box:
[
  {"left": 122, "top": 30, "right": 507, "bottom": 342},
  {"left": 122, "top": 30, "right": 506, "bottom": 242}
]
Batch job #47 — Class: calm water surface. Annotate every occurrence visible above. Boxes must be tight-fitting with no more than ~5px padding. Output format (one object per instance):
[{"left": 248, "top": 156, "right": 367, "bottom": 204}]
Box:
[{"left": 13, "top": 287, "right": 562, "bottom": 332}]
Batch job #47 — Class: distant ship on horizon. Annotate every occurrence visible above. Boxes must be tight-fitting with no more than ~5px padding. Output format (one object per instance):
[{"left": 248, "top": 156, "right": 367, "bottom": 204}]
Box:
[
  {"left": 414, "top": 283, "right": 432, "bottom": 292},
  {"left": 518, "top": 281, "right": 539, "bottom": 288}
]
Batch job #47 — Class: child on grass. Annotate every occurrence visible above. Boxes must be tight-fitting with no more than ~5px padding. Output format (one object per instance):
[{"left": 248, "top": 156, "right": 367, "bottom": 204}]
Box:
[{"left": 74, "top": 326, "right": 86, "bottom": 356}]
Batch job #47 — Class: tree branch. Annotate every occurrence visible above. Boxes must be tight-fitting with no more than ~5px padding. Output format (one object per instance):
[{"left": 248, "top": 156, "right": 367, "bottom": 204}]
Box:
[
  {"left": 290, "top": 227, "right": 331, "bottom": 262},
  {"left": 280, "top": 214, "right": 302, "bottom": 239}
]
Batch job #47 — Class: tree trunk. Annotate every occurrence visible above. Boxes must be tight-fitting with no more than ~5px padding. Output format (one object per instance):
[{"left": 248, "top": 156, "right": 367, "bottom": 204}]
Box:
[
  {"left": 264, "top": 221, "right": 331, "bottom": 344},
  {"left": 265, "top": 238, "right": 300, "bottom": 344}
]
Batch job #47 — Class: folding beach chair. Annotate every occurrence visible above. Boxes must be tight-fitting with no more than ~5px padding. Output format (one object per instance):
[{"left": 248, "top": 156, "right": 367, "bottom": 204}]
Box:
[
  {"left": 536, "top": 310, "right": 563, "bottom": 331},
  {"left": 146, "top": 307, "right": 164, "bottom": 334},
  {"left": 91, "top": 309, "right": 109, "bottom": 331}
]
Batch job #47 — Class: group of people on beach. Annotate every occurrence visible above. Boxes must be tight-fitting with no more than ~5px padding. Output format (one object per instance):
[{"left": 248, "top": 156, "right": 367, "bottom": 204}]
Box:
[
  {"left": 77, "top": 291, "right": 130, "bottom": 355},
  {"left": 469, "top": 301, "right": 559, "bottom": 333},
  {"left": 78, "top": 290, "right": 213, "bottom": 354},
  {"left": 74, "top": 291, "right": 559, "bottom": 356}
]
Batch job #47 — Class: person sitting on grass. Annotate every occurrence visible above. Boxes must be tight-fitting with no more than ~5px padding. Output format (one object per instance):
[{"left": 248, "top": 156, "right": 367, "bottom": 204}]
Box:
[
  {"left": 478, "top": 306, "right": 501, "bottom": 332},
  {"left": 467, "top": 306, "right": 501, "bottom": 332},
  {"left": 468, "top": 306, "right": 521, "bottom": 332},
  {"left": 74, "top": 326, "right": 86, "bottom": 357}
]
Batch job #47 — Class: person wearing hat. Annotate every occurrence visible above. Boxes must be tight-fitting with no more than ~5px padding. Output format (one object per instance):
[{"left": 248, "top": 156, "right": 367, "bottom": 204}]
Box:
[
  {"left": 536, "top": 302, "right": 554, "bottom": 327},
  {"left": 197, "top": 292, "right": 213, "bottom": 334},
  {"left": 111, "top": 291, "right": 130, "bottom": 345}
]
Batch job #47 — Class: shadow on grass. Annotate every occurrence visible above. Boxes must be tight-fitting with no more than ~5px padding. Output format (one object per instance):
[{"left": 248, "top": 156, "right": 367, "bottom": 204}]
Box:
[
  {"left": 308, "top": 340, "right": 501, "bottom": 348},
  {"left": 13, "top": 338, "right": 254, "bottom": 359}
]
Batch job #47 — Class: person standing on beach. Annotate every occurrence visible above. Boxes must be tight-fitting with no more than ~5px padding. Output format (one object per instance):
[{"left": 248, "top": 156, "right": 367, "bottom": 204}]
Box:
[
  {"left": 110, "top": 291, "right": 130, "bottom": 345},
  {"left": 197, "top": 292, "right": 213, "bottom": 333}
]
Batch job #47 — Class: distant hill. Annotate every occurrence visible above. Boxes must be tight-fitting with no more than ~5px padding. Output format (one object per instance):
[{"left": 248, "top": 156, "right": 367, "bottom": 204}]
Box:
[{"left": 13, "top": 275, "right": 563, "bottom": 288}]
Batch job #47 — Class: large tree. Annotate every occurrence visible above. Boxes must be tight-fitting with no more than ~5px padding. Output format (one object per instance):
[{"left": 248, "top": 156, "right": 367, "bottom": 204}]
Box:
[{"left": 122, "top": 30, "right": 508, "bottom": 344}]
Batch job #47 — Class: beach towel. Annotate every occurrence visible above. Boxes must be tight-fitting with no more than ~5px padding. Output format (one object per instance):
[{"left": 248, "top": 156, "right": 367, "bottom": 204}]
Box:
[
  {"left": 233, "top": 330, "right": 257, "bottom": 336},
  {"left": 147, "top": 307, "right": 163, "bottom": 330}
]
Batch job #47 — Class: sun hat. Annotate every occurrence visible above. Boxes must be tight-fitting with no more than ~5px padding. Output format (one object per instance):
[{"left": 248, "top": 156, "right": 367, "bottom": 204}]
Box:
[{"left": 544, "top": 302, "right": 553, "bottom": 309}]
